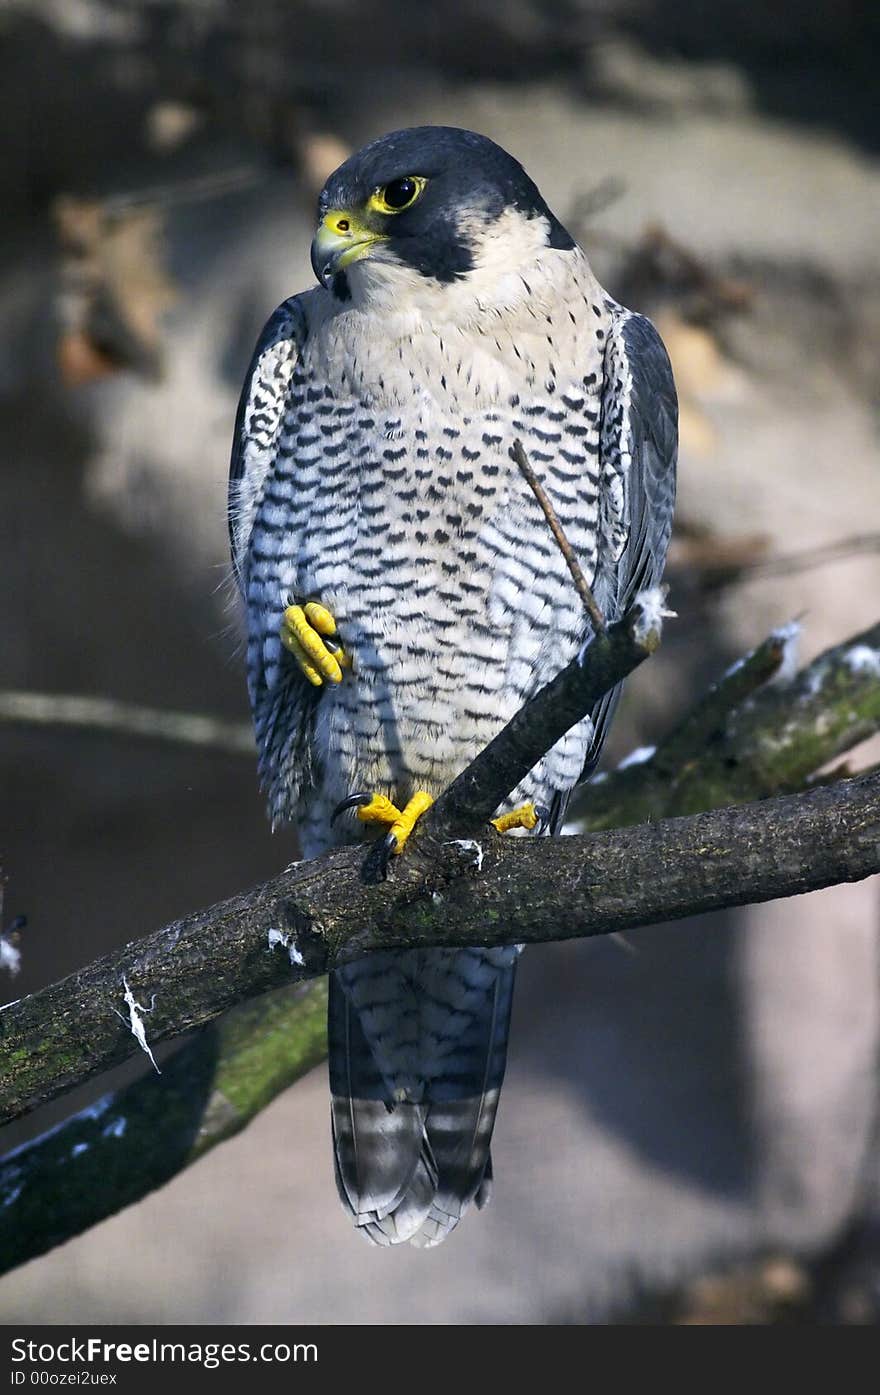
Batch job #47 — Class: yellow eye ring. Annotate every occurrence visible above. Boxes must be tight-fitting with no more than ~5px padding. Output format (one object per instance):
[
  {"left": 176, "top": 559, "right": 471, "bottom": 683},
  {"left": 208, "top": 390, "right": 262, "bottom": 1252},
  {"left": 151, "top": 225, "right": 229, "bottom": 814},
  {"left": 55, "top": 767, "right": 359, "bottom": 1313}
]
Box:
[{"left": 368, "top": 176, "right": 426, "bottom": 216}]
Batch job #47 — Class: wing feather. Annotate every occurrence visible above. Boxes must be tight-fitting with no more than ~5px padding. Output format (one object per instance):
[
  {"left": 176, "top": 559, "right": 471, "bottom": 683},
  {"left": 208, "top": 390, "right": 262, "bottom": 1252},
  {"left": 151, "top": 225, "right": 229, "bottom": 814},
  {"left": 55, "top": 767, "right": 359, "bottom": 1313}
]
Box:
[
  {"left": 228, "top": 297, "right": 307, "bottom": 590},
  {"left": 577, "top": 307, "right": 678, "bottom": 785},
  {"left": 229, "top": 296, "right": 318, "bottom": 826},
  {"left": 600, "top": 309, "right": 678, "bottom": 612}
]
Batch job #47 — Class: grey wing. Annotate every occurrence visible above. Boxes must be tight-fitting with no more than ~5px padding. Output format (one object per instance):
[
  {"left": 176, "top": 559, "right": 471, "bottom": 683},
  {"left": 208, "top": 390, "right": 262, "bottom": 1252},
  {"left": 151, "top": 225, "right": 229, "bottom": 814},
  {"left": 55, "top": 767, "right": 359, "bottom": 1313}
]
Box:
[
  {"left": 578, "top": 307, "right": 678, "bottom": 786},
  {"left": 229, "top": 296, "right": 318, "bottom": 827},
  {"left": 228, "top": 296, "right": 307, "bottom": 592},
  {"left": 600, "top": 309, "right": 678, "bottom": 610}
]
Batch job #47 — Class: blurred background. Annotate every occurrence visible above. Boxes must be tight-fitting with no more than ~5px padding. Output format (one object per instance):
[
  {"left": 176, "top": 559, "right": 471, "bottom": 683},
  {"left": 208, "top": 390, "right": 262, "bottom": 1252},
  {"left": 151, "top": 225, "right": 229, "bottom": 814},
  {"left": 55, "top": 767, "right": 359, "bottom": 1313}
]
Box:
[{"left": 1, "top": 0, "right": 879, "bottom": 1324}]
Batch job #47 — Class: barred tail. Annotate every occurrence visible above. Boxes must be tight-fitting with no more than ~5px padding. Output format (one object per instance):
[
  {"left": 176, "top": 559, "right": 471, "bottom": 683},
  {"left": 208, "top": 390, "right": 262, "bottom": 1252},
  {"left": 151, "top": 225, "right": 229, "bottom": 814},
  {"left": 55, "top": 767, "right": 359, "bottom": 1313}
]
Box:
[{"left": 328, "top": 947, "right": 518, "bottom": 1247}]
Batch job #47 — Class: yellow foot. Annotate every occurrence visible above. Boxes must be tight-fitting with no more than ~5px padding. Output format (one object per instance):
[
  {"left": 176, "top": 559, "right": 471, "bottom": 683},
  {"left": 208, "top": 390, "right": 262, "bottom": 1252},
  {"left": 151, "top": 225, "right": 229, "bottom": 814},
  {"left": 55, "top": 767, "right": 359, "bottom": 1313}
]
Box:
[
  {"left": 280, "top": 600, "right": 350, "bottom": 686},
  {"left": 491, "top": 802, "right": 546, "bottom": 834},
  {"left": 333, "top": 790, "right": 434, "bottom": 856}
]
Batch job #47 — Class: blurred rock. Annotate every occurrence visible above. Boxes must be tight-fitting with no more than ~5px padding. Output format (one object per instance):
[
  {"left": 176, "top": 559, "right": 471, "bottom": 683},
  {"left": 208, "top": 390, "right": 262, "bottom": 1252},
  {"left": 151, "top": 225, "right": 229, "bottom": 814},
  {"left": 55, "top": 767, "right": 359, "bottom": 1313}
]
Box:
[
  {"left": 585, "top": 37, "right": 753, "bottom": 115},
  {"left": 53, "top": 196, "right": 176, "bottom": 382},
  {"left": 296, "top": 132, "right": 353, "bottom": 200},
  {"left": 145, "top": 100, "right": 205, "bottom": 155}
]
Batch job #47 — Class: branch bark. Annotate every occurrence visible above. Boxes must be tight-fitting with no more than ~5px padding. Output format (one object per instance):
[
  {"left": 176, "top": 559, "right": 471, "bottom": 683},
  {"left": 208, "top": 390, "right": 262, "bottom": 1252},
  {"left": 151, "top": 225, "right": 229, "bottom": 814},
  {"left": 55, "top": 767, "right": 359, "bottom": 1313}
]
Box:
[
  {"left": 2, "top": 767, "right": 878, "bottom": 1127},
  {"left": 422, "top": 588, "right": 662, "bottom": 838}
]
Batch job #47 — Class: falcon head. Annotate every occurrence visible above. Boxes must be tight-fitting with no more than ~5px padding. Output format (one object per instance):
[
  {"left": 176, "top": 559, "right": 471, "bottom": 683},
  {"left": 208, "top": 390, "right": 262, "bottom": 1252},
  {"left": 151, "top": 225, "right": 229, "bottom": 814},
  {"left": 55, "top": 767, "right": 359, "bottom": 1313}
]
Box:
[{"left": 310, "top": 126, "right": 574, "bottom": 306}]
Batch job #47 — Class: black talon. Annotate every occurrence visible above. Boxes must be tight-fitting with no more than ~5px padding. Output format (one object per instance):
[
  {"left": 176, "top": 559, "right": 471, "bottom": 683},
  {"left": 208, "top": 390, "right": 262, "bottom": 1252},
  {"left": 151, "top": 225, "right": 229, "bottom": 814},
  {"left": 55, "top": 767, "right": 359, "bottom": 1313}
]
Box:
[
  {"left": 331, "top": 792, "right": 372, "bottom": 825},
  {"left": 362, "top": 831, "right": 397, "bottom": 884},
  {"left": 379, "top": 830, "right": 398, "bottom": 876},
  {"left": 534, "top": 804, "right": 551, "bottom": 835}
]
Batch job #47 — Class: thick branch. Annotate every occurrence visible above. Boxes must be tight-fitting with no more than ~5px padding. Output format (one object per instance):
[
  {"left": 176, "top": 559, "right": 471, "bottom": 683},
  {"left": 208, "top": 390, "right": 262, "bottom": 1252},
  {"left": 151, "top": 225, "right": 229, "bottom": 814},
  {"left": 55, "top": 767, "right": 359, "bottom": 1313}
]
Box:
[
  {"left": 577, "top": 620, "right": 880, "bottom": 828},
  {"left": 1, "top": 771, "right": 877, "bottom": 1127},
  {"left": 0, "top": 983, "right": 328, "bottom": 1273}
]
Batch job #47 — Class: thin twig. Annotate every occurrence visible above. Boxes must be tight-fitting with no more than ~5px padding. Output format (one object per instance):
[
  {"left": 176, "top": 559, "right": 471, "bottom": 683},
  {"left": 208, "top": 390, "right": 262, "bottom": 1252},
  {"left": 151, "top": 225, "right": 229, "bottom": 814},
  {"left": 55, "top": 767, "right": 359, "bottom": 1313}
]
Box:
[
  {"left": 0, "top": 691, "right": 254, "bottom": 755},
  {"left": 567, "top": 177, "right": 627, "bottom": 226},
  {"left": 102, "top": 166, "right": 265, "bottom": 215},
  {"left": 512, "top": 439, "right": 607, "bottom": 631},
  {"left": 704, "top": 533, "right": 880, "bottom": 588}
]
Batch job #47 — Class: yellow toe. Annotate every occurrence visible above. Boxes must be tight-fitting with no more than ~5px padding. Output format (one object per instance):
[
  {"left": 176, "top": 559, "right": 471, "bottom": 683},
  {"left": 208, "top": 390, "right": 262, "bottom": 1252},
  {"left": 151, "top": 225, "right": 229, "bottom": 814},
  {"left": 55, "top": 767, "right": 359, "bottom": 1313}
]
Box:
[
  {"left": 356, "top": 794, "right": 403, "bottom": 826},
  {"left": 491, "top": 802, "right": 539, "bottom": 834},
  {"left": 303, "top": 601, "right": 337, "bottom": 637},
  {"left": 279, "top": 628, "right": 323, "bottom": 685},
  {"left": 281, "top": 603, "right": 345, "bottom": 684},
  {"left": 388, "top": 791, "right": 435, "bottom": 854}
]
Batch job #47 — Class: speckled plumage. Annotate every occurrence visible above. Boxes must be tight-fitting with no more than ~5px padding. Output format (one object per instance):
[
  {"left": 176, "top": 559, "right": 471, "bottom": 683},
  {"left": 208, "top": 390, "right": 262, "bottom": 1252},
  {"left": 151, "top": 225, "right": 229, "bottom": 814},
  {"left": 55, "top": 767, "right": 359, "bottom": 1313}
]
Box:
[{"left": 230, "top": 127, "right": 677, "bottom": 1246}]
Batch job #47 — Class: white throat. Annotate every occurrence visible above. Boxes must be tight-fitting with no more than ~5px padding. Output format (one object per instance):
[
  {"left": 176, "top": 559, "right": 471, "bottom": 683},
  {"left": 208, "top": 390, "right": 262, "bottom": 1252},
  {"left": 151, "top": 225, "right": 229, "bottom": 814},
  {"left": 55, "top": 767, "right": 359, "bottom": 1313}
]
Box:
[
  {"left": 344, "top": 208, "right": 585, "bottom": 333},
  {"left": 305, "top": 208, "right": 601, "bottom": 407}
]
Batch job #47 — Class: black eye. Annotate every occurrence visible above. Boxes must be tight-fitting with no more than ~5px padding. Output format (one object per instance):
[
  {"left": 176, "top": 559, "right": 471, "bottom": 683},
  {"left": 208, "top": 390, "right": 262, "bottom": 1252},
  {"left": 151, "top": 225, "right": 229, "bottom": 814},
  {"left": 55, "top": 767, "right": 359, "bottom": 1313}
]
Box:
[
  {"left": 381, "top": 178, "right": 419, "bottom": 210},
  {"left": 369, "top": 176, "right": 426, "bottom": 216}
]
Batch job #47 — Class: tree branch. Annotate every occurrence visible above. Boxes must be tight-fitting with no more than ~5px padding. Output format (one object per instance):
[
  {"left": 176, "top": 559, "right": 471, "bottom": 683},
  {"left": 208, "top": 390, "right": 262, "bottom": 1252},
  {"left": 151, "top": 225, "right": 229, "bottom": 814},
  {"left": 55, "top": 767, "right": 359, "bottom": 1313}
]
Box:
[
  {"left": 575, "top": 619, "right": 880, "bottom": 828},
  {"left": 670, "top": 530, "right": 880, "bottom": 593},
  {"left": 2, "top": 606, "right": 878, "bottom": 1275},
  {"left": 2, "top": 765, "right": 878, "bottom": 1128},
  {"left": 0, "top": 983, "right": 328, "bottom": 1273}
]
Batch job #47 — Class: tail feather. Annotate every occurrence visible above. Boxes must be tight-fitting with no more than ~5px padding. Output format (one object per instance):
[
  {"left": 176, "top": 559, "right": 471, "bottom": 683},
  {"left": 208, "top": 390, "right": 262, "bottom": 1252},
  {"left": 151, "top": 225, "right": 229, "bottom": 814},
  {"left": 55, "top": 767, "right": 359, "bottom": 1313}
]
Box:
[
  {"left": 409, "top": 1091, "right": 503, "bottom": 1248},
  {"left": 331, "top": 1098, "right": 438, "bottom": 1243},
  {"left": 329, "top": 981, "right": 433, "bottom": 1229},
  {"left": 328, "top": 949, "right": 518, "bottom": 1246},
  {"left": 474, "top": 1154, "right": 494, "bottom": 1209}
]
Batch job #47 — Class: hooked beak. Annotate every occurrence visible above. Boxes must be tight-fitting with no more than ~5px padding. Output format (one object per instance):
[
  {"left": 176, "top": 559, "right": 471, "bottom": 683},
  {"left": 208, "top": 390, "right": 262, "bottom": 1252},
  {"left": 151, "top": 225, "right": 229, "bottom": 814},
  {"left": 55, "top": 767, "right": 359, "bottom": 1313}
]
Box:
[{"left": 310, "top": 212, "right": 385, "bottom": 288}]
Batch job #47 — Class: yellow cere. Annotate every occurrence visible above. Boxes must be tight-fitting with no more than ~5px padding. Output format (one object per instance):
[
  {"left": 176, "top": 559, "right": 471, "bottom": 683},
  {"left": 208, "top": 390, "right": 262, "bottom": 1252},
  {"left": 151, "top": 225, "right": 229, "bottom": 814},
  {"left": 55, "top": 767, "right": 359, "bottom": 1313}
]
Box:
[{"left": 315, "top": 212, "right": 385, "bottom": 271}]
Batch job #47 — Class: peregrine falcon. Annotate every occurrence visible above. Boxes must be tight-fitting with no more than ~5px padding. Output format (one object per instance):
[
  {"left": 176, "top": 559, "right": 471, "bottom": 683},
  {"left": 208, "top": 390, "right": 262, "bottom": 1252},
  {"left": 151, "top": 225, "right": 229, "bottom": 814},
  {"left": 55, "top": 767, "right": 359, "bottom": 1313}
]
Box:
[{"left": 229, "top": 127, "right": 677, "bottom": 1246}]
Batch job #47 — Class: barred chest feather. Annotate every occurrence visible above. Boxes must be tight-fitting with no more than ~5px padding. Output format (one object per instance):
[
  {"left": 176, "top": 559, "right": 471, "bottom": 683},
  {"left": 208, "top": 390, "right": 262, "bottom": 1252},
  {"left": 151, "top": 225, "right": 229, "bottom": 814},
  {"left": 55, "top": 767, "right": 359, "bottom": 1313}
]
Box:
[{"left": 247, "top": 247, "right": 613, "bottom": 836}]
